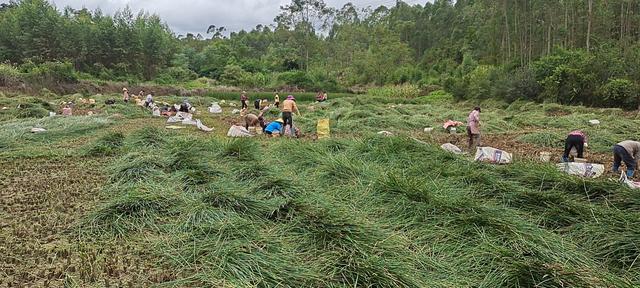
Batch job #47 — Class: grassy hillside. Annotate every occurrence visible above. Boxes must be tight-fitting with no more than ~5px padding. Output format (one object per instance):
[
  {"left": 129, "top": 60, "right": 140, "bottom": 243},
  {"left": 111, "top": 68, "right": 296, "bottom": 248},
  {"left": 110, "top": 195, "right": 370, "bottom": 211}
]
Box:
[{"left": 1, "top": 92, "right": 639, "bottom": 287}]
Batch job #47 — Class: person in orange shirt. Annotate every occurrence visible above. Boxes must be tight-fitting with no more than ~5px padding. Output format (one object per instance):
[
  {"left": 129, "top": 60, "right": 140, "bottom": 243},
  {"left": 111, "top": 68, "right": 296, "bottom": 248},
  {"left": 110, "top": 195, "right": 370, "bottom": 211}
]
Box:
[{"left": 281, "top": 95, "right": 301, "bottom": 136}]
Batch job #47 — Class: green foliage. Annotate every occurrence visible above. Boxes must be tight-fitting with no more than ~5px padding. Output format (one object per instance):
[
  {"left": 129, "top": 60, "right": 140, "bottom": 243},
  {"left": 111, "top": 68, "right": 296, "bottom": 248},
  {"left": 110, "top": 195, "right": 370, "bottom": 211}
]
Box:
[
  {"left": 0, "top": 64, "right": 20, "bottom": 86},
  {"left": 598, "top": 79, "right": 638, "bottom": 109},
  {"left": 220, "top": 64, "right": 249, "bottom": 87},
  {"left": 465, "top": 65, "right": 496, "bottom": 100},
  {"left": 0, "top": 0, "right": 176, "bottom": 81},
  {"left": 155, "top": 67, "right": 198, "bottom": 84},
  {"left": 220, "top": 139, "right": 257, "bottom": 161},
  {"left": 278, "top": 71, "right": 313, "bottom": 89},
  {"left": 368, "top": 84, "right": 422, "bottom": 99},
  {"left": 85, "top": 132, "right": 125, "bottom": 156}
]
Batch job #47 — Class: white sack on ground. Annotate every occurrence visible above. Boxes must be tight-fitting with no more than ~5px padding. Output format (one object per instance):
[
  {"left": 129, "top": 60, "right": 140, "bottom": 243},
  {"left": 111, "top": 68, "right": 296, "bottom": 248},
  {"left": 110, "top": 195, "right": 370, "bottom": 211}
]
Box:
[
  {"left": 167, "top": 112, "right": 192, "bottom": 123},
  {"left": 227, "top": 125, "right": 253, "bottom": 137},
  {"left": 167, "top": 112, "right": 213, "bottom": 132},
  {"left": 620, "top": 172, "right": 640, "bottom": 189},
  {"left": 556, "top": 162, "right": 604, "bottom": 178},
  {"left": 474, "top": 147, "right": 513, "bottom": 164},
  {"left": 209, "top": 103, "right": 222, "bottom": 114},
  {"left": 441, "top": 143, "right": 463, "bottom": 154},
  {"left": 196, "top": 120, "right": 214, "bottom": 132}
]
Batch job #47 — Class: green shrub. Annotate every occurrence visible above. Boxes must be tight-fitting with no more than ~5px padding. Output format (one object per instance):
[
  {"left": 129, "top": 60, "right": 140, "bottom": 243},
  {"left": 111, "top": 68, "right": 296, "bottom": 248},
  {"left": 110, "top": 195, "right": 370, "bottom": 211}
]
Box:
[
  {"left": 21, "top": 61, "right": 78, "bottom": 84},
  {"left": 465, "top": 65, "right": 496, "bottom": 100},
  {"left": 278, "top": 70, "right": 313, "bottom": 89},
  {"left": 220, "top": 64, "right": 249, "bottom": 86},
  {"left": 0, "top": 64, "right": 20, "bottom": 86},
  {"left": 598, "top": 78, "right": 639, "bottom": 109},
  {"left": 155, "top": 66, "right": 198, "bottom": 84}
]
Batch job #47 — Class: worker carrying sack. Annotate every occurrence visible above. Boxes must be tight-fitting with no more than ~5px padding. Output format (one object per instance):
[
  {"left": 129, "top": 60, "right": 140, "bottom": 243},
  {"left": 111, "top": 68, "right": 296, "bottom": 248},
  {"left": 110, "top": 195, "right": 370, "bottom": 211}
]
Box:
[
  {"left": 474, "top": 147, "right": 513, "bottom": 164},
  {"left": 556, "top": 162, "right": 605, "bottom": 178},
  {"left": 317, "top": 118, "right": 330, "bottom": 139}
]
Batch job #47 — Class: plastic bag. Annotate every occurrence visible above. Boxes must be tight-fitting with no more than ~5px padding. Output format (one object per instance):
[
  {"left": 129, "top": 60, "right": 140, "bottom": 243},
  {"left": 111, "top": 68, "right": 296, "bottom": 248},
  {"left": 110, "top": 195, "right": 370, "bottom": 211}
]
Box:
[
  {"left": 227, "top": 125, "right": 253, "bottom": 137},
  {"left": 317, "top": 118, "right": 330, "bottom": 139},
  {"left": 475, "top": 147, "right": 513, "bottom": 164},
  {"left": 167, "top": 112, "right": 192, "bottom": 123},
  {"left": 620, "top": 172, "right": 640, "bottom": 189},
  {"left": 441, "top": 143, "right": 463, "bottom": 154},
  {"left": 556, "top": 162, "right": 605, "bottom": 178},
  {"left": 196, "top": 120, "right": 214, "bottom": 132},
  {"left": 209, "top": 103, "right": 222, "bottom": 114}
]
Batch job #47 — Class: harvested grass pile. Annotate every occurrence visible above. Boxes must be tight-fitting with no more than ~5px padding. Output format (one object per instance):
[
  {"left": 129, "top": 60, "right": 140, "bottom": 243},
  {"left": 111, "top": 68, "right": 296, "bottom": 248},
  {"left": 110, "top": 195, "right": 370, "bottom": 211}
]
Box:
[
  {"left": 85, "top": 132, "right": 124, "bottom": 156},
  {"left": 74, "top": 134, "right": 640, "bottom": 286}
]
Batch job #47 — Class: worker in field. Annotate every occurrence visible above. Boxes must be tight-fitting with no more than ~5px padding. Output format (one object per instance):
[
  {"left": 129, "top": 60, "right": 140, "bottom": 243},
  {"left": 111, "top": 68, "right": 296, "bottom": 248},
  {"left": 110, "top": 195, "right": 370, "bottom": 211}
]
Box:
[
  {"left": 264, "top": 118, "right": 284, "bottom": 137},
  {"left": 240, "top": 108, "right": 260, "bottom": 130},
  {"left": 466, "top": 107, "right": 481, "bottom": 151},
  {"left": 138, "top": 90, "right": 145, "bottom": 98},
  {"left": 613, "top": 140, "right": 640, "bottom": 177},
  {"left": 562, "top": 130, "right": 588, "bottom": 162},
  {"left": 145, "top": 92, "right": 154, "bottom": 107},
  {"left": 179, "top": 99, "right": 191, "bottom": 112},
  {"left": 274, "top": 93, "right": 280, "bottom": 108},
  {"left": 240, "top": 91, "right": 248, "bottom": 109},
  {"left": 281, "top": 95, "right": 301, "bottom": 136},
  {"left": 122, "top": 88, "right": 129, "bottom": 103}
]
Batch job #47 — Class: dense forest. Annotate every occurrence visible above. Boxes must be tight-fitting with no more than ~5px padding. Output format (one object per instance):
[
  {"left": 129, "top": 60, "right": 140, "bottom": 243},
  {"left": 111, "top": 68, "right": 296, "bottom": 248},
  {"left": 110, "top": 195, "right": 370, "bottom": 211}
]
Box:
[{"left": 1, "top": 0, "right": 640, "bottom": 108}]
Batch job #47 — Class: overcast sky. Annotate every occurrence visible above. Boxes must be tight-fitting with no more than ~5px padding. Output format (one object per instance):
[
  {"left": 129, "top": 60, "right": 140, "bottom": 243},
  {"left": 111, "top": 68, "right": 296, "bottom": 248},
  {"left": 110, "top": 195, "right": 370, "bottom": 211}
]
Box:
[{"left": 31, "top": 0, "right": 426, "bottom": 35}]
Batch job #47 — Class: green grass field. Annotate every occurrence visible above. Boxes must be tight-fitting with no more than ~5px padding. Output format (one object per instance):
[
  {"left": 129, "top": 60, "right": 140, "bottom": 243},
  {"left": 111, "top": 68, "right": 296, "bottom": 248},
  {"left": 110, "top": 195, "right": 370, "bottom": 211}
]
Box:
[{"left": 1, "top": 91, "right": 640, "bottom": 287}]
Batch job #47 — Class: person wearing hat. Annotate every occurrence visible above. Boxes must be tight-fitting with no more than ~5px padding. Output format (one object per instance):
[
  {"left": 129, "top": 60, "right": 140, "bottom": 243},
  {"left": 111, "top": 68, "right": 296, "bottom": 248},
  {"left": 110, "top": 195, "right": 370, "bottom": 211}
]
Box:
[
  {"left": 274, "top": 93, "right": 280, "bottom": 108},
  {"left": 264, "top": 118, "right": 284, "bottom": 136},
  {"left": 122, "top": 88, "right": 130, "bottom": 103},
  {"left": 467, "top": 106, "right": 481, "bottom": 151},
  {"left": 281, "top": 95, "right": 301, "bottom": 136},
  {"left": 240, "top": 91, "right": 248, "bottom": 109}
]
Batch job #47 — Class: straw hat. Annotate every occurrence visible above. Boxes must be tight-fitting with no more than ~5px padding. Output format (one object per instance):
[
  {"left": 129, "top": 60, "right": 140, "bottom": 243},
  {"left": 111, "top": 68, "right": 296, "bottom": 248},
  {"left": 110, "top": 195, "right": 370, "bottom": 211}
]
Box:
[
  {"left": 123, "top": 88, "right": 128, "bottom": 91},
  {"left": 275, "top": 118, "right": 284, "bottom": 123}
]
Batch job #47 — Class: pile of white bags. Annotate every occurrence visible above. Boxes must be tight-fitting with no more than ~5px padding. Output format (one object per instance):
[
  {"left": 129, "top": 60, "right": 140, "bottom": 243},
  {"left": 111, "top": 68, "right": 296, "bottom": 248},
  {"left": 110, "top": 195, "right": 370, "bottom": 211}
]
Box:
[
  {"left": 474, "top": 147, "right": 513, "bottom": 164},
  {"left": 556, "top": 162, "right": 605, "bottom": 178}
]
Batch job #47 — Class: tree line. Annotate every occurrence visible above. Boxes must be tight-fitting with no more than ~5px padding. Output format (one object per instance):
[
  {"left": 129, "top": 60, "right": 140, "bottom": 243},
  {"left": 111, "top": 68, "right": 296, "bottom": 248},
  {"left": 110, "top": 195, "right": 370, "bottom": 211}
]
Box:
[{"left": 1, "top": 0, "right": 640, "bottom": 108}]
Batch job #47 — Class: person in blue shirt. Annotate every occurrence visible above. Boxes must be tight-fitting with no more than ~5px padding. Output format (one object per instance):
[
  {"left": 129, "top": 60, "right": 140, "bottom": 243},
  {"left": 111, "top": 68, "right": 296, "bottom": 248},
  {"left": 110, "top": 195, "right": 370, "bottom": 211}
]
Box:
[{"left": 264, "top": 119, "right": 284, "bottom": 136}]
